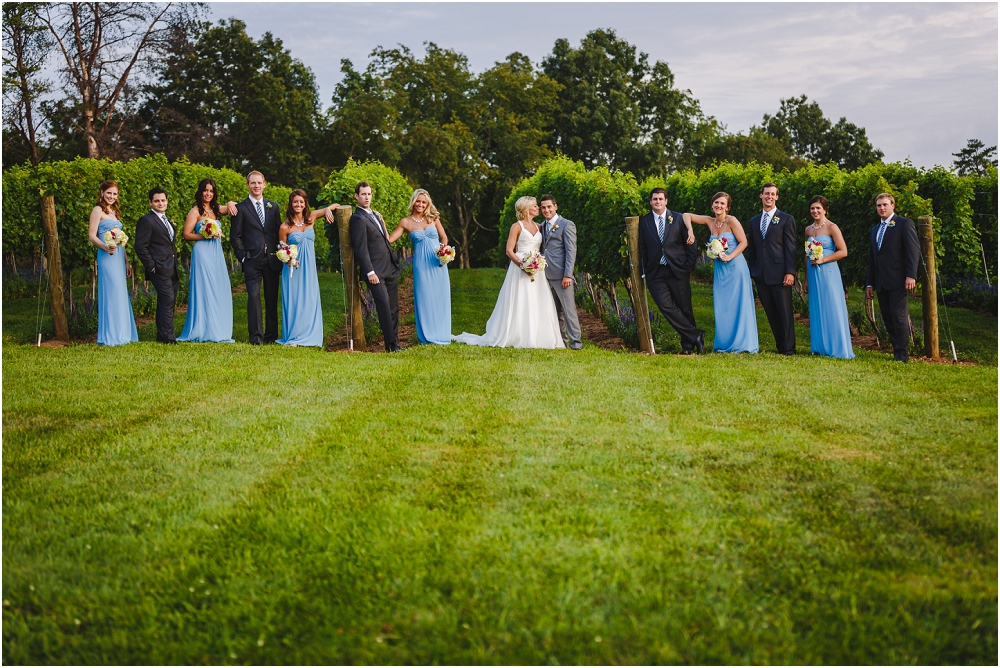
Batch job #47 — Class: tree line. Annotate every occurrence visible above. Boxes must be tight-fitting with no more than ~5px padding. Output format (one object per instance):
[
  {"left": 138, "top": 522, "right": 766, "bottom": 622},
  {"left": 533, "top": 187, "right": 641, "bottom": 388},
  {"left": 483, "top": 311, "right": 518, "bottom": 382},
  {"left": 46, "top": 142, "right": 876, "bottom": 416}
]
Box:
[{"left": 4, "top": 3, "right": 996, "bottom": 267}]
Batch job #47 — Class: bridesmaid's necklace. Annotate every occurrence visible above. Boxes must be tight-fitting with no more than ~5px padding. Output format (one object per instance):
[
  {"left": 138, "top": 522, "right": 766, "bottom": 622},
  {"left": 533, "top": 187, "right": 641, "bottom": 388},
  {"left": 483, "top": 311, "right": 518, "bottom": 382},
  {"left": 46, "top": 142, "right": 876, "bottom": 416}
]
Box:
[
  {"left": 713, "top": 216, "right": 727, "bottom": 230},
  {"left": 412, "top": 215, "right": 426, "bottom": 225},
  {"left": 292, "top": 217, "right": 305, "bottom": 228}
]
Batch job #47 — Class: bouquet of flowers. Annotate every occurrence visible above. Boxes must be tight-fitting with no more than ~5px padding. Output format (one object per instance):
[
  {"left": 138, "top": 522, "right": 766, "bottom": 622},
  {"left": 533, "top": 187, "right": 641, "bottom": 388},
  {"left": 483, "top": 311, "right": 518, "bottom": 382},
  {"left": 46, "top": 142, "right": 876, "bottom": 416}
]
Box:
[
  {"left": 436, "top": 244, "right": 456, "bottom": 266},
  {"left": 520, "top": 250, "right": 547, "bottom": 282},
  {"left": 103, "top": 227, "right": 129, "bottom": 248},
  {"left": 276, "top": 241, "right": 299, "bottom": 278},
  {"left": 806, "top": 238, "right": 824, "bottom": 264},
  {"left": 196, "top": 219, "right": 222, "bottom": 239},
  {"left": 705, "top": 236, "right": 729, "bottom": 260}
]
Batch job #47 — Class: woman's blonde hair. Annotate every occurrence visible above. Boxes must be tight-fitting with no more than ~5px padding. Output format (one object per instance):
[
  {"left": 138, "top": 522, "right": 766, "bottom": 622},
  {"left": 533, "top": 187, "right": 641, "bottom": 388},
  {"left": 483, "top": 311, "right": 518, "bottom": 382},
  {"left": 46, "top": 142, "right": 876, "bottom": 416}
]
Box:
[
  {"left": 409, "top": 189, "right": 440, "bottom": 222},
  {"left": 515, "top": 195, "right": 537, "bottom": 221}
]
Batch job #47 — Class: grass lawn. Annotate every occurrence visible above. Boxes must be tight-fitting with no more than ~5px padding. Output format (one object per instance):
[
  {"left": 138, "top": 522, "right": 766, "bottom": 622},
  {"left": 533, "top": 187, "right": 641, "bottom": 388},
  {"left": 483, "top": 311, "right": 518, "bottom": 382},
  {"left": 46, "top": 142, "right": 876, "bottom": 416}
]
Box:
[{"left": 2, "top": 269, "right": 997, "bottom": 664}]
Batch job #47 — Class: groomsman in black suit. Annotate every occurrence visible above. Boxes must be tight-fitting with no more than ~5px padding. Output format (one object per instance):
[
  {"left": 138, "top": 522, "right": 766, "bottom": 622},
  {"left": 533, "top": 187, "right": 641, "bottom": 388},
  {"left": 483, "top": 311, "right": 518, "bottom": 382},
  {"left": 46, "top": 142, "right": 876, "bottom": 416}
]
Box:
[
  {"left": 350, "top": 181, "right": 402, "bottom": 352},
  {"left": 865, "top": 193, "right": 920, "bottom": 362},
  {"left": 229, "top": 170, "right": 282, "bottom": 344},
  {"left": 638, "top": 188, "right": 705, "bottom": 354},
  {"left": 135, "top": 188, "right": 180, "bottom": 344},
  {"left": 746, "top": 182, "right": 797, "bottom": 355}
]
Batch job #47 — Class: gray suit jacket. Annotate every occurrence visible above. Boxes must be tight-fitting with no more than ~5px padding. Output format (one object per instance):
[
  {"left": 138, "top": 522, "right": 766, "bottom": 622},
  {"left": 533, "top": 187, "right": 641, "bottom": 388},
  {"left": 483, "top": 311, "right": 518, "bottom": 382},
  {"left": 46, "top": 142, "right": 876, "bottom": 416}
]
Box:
[{"left": 540, "top": 215, "right": 577, "bottom": 280}]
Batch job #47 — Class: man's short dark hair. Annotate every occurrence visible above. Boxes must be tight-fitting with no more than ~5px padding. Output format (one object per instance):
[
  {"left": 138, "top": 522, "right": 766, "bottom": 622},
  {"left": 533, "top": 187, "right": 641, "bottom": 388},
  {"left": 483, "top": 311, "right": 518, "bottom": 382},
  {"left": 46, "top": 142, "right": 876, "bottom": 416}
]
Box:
[
  {"left": 650, "top": 188, "right": 667, "bottom": 198},
  {"left": 760, "top": 182, "right": 779, "bottom": 195},
  {"left": 355, "top": 181, "right": 372, "bottom": 194},
  {"left": 539, "top": 194, "right": 556, "bottom": 205},
  {"left": 148, "top": 187, "right": 167, "bottom": 201}
]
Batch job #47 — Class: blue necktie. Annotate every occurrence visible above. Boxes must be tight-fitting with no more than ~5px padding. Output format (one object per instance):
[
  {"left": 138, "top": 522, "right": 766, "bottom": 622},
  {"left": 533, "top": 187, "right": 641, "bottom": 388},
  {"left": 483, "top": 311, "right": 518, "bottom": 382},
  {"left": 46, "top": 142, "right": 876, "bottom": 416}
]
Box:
[
  {"left": 657, "top": 215, "right": 668, "bottom": 265},
  {"left": 256, "top": 200, "right": 265, "bottom": 227},
  {"left": 760, "top": 213, "right": 770, "bottom": 238},
  {"left": 876, "top": 220, "right": 888, "bottom": 250}
]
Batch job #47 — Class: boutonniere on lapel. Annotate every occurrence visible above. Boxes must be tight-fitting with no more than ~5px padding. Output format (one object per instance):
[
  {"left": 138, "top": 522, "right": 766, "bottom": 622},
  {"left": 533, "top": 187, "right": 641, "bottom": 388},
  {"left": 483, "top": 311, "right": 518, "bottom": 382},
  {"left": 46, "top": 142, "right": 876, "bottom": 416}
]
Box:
[
  {"left": 667, "top": 214, "right": 674, "bottom": 225},
  {"left": 886, "top": 219, "right": 896, "bottom": 228},
  {"left": 770, "top": 214, "right": 780, "bottom": 225},
  {"left": 551, "top": 223, "right": 559, "bottom": 232},
  {"left": 265, "top": 201, "right": 273, "bottom": 210}
]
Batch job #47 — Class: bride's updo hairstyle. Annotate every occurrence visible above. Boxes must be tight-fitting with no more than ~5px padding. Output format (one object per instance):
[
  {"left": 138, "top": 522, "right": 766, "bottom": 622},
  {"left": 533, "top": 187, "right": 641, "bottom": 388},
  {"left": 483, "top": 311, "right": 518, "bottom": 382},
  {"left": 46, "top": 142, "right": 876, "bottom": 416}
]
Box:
[
  {"left": 514, "top": 195, "right": 537, "bottom": 221},
  {"left": 409, "top": 189, "right": 440, "bottom": 222},
  {"left": 712, "top": 191, "right": 733, "bottom": 212}
]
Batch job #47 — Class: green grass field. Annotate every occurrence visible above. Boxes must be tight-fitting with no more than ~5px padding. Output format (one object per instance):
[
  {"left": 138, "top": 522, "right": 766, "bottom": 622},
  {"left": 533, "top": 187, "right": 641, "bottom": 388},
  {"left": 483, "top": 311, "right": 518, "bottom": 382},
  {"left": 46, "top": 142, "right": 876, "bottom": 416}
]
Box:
[{"left": 3, "top": 269, "right": 997, "bottom": 664}]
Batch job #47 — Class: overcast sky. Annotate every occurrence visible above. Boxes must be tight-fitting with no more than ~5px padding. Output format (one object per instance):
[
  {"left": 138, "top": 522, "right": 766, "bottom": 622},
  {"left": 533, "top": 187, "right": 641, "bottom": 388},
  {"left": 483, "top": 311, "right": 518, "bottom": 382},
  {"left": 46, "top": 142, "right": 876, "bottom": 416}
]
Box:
[{"left": 208, "top": 2, "right": 998, "bottom": 168}]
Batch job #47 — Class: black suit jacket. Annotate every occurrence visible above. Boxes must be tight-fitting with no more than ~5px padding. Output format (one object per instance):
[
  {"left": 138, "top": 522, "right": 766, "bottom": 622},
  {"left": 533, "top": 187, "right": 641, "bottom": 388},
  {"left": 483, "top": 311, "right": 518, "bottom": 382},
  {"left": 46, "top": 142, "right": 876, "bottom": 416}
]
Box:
[
  {"left": 350, "top": 208, "right": 399, "bottom": 280},
  {"left": 637, "top": 209, "right": 698, "bottom": 276},
  {"left": 230, "top": 197, "right": 282, "bottom": 271},
  {"left": 745, "top": 209, "right": 797, "bottom": 285},
  {"left": 865, "top": 214, "right": 919, "bottom": 291},
  {"left": 135, "top": 211, "right": 178, "bottom": 280}
]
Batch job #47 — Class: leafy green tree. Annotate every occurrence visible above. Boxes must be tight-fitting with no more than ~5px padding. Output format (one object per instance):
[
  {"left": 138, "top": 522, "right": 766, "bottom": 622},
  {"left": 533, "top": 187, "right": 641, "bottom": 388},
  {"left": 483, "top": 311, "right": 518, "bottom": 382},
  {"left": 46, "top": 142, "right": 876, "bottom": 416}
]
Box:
[
  {"left": 952, "top": 139, "right": 998, "bottom": 177},
  {"left": 140, "top": 19, "right": 324, "bottom": 189},
  {"left": 818, "top": 118, "right": 884, "bottom": 171},
  {"left": 40, "top": 2, "right": 198, "bottom": 160},
  {"left": 542, "top": 29, "right": 717, "bottom": 178},
  {"left": 543, "top": 29, "right": 647, "bottom": 173},
  {"left": 762, "top": 94, "right": 883, "bottom": 169},
  {"left": 2, "top": 2, "right": 52, "bottom": 166},
  {"left": 699, "top": 127, "right": 804, "bottom": 172},
  {"left": 469, "top": 53, "right": 561, "bottom": 265}
]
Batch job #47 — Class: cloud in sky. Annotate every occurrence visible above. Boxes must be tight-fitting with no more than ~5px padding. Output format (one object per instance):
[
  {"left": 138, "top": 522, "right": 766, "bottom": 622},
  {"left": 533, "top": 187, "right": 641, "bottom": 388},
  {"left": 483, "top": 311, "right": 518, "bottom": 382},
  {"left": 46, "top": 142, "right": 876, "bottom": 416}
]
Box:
[{"left": 210, "top": 2, "right": 998, "bottom": 168}]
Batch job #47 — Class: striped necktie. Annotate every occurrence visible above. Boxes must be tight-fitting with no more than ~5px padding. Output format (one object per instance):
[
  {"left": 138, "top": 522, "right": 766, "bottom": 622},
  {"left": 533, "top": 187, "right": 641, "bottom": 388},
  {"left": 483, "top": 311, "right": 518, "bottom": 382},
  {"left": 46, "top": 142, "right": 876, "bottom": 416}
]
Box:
[
  {"left": 876, "top": 219, "right": 889, "bottom": 250},
  {"left": 760, "top": 212, "right": 770, "bottom": 238},
  {"left": 255, "top": 200, "right": 265, "bottom": 227}
]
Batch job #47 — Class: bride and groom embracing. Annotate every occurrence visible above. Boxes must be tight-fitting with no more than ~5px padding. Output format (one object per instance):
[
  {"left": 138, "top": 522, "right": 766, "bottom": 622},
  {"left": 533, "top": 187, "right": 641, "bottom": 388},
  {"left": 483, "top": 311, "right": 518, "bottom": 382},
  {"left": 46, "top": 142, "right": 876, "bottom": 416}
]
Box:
[{"left": 454, "top": 194, "right": 582, "bottom": 350}]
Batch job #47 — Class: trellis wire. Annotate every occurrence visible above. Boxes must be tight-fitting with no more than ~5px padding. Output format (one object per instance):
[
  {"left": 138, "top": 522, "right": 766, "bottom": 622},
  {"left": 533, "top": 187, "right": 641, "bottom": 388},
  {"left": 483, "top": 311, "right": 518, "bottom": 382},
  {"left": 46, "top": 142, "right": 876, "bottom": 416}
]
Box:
[{"left": 34, "top": 238, "right": 48, "bottom": 347}]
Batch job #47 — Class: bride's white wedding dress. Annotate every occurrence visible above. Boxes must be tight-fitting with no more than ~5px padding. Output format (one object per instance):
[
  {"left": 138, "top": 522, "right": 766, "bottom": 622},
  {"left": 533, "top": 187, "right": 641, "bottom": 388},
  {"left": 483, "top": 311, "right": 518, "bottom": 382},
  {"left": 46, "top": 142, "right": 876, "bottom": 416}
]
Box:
[{"left": 453, "top": 221, "right": 566, "bottom": 349}]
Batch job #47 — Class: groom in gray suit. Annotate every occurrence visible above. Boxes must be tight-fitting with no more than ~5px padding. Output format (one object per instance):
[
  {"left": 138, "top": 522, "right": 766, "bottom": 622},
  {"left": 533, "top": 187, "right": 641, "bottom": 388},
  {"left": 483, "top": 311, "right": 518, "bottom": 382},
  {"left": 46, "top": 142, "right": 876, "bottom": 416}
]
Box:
[{"left": 540, "top": 194, "right": 583, "bottom": 350}]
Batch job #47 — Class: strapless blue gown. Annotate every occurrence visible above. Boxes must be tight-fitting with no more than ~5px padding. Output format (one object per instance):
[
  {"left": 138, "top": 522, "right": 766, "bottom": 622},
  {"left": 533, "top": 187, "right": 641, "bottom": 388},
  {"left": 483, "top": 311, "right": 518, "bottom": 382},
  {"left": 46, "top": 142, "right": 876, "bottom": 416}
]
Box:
[
  {"left": 278, "top": 227, "right": 323, "bottom": 347},
  {"left": 711, "top": 232, "right": 758, "bottom": 353},
  {"left": 807, "top": 235, "right": 855, "bottom": 359},
  {"left": 178, "top": 223, "right": 234, "bottom": 343},
  {"left": 411, "top": 225, "right": 452, "bottom": 344},
  {"left": 96, "top": 219, "right": 138, "bottom": 346}
]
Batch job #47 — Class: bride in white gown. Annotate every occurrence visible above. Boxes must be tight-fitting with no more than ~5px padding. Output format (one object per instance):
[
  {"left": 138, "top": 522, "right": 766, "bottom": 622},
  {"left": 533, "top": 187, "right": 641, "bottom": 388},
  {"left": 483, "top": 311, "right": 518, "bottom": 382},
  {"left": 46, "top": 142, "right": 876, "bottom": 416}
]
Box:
[{"left": 453, "top": 196, "right": 566, "bottom": 349}]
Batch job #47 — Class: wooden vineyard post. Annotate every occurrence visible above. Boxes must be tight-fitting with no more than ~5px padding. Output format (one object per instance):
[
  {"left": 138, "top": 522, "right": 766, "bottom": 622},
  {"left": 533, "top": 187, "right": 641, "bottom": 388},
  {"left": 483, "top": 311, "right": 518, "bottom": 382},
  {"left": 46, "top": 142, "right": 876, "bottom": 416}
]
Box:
[
  {"left": 41, "top": 195, "right": 70, "bottom": 342},
  {"left": 624, "top": 216, "right": 655, "bottom": 353},
  {"left": 336, "top": 205, "right": 365, "bottom": 350},
  {"left": 917, "top": 215, "right": 939, "bottom": 359}
]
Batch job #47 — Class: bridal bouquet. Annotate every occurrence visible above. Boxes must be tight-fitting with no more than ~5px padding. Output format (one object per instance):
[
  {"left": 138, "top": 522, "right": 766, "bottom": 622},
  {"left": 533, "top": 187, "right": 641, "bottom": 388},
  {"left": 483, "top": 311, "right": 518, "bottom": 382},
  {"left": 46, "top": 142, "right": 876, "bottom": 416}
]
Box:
[
  {"left": 196, "top": 219, "right": 222, "bottom": 239},
  {"left": 436, "top": 244, "right": 456, "bottom": 265},
  {"left": 276, "top": 241, "right": 299, "bottom": 278},
  {"left": 520, "top": 250, "right": 547, "bottom": 282},
  {"left": 806, "top": 238, "right": 824, "bottom": 264},
  {"left": 705, "top": 236, "right": 729, "bottom": 260},
  {"left": 103, "top": 227, "right": 129, "bottom": 248}
]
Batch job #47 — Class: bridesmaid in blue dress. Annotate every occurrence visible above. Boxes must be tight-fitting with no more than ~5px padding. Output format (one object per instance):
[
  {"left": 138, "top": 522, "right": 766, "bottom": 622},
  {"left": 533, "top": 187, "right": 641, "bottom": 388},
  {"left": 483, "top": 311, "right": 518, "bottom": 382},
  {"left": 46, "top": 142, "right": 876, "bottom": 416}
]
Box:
[
  {"left": 387, "top": 189, "right": 452, "bottom": 344},
  {"left": 178, "top": 178, "right": 235, "bottom": 343},
  {"left": 277, "top": 190, "right": 338, "bottom": 347},
  {"left": 684, "top": 192, "right": 759, "bottom": 353},
  {"left": 804, "top": 195, "right": 855, "bottom": 358},
  {"left": 88, "top": 180, "right": 138, "bottom": 346}
]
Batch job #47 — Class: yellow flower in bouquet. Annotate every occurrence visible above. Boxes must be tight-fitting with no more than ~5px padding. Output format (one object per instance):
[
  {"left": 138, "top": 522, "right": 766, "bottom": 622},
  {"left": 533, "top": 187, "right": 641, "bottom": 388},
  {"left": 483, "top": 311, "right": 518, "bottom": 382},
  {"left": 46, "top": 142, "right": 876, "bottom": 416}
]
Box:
[
  {"left": 806, "top": 239, "right": 824, "bottom": 264},
  {"left": 276, "top": 241, "right": 299, "bottom": 265},
  {"left": 103, "top": 228, "right": 129, "bottom": 247},
  {"left": 198, "top": 219, "right": 222, "bottom": 239},
  {"left": 705, "top": 236, "right": 728, "bottom": 259}
]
